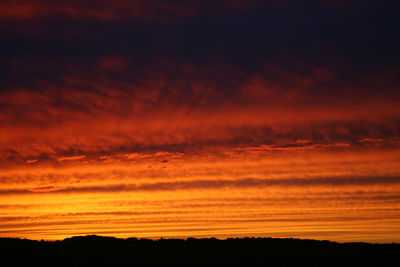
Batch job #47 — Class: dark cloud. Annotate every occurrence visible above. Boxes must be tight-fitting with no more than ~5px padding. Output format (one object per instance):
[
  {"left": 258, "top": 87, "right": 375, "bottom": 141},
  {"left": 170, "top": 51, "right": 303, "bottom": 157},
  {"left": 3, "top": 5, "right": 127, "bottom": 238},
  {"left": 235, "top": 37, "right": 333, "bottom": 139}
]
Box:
[
  {"left": 1, "top": 0, "right": 399, "bottom": 73},
  {"left": 1, "top": 175, "right": 400, "bottom": 195}
]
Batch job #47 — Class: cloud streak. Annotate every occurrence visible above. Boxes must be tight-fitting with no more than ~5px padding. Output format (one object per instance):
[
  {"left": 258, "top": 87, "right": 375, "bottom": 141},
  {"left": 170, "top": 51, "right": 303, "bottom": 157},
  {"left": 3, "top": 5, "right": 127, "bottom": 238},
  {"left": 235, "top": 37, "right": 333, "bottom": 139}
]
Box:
[{"left": 0, "top": 175, "right": 399, "bottom": 196}]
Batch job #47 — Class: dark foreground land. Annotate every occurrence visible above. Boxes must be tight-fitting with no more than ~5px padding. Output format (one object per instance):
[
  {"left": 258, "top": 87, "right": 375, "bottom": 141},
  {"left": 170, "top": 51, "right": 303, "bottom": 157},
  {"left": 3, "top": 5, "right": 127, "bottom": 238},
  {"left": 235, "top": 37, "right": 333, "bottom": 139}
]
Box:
[{"left": 1, "top": 235, "right": 399, "bottom": 267}]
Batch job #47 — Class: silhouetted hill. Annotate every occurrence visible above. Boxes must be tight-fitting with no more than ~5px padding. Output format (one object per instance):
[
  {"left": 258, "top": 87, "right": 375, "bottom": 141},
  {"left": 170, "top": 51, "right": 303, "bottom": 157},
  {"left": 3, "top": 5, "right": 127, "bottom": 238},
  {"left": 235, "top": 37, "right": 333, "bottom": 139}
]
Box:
[{"left": 1, "top": 236, "right": 398, "bottom": 267}]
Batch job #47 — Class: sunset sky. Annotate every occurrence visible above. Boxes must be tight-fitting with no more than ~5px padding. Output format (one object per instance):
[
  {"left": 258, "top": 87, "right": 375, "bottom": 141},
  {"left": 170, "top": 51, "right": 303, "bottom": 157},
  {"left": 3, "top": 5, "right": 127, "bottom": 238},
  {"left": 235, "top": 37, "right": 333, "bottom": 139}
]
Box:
[{"left": 1, "top": 0, "right": 400, "bottom": 242}]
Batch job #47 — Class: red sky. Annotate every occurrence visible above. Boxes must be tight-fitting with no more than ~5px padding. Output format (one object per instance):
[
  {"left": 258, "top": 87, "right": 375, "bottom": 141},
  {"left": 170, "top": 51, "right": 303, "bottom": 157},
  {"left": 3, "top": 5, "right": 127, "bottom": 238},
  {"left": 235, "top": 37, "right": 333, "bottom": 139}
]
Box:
[{"left": 1, "top": 0, "right": 399, "bottom": 242}]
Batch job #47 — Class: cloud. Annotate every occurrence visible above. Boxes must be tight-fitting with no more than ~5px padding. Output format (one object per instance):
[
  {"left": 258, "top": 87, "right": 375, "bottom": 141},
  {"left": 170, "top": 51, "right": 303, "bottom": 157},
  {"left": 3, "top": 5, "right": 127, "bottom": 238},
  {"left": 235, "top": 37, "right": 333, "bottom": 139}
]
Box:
[
  {"left": 58, "top": 155, "right": 86, "bottom": 161},
  {"left": 1, "top": 175, "right": 399, "bottom": 195},
  {"left": 0, "top": 0, "right": 197, "bottom": 21},
  {"left": 0, "top": 0, "right": 272, "bottom": 25},
  {"left": 1, "top": 57, "right": 399, "bottom": 168}
]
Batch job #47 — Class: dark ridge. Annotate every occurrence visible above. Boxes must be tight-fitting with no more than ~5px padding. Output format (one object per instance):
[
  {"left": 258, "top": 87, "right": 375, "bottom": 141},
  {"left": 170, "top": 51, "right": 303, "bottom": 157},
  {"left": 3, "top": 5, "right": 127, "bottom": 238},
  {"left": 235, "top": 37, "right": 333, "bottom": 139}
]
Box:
[{"left": 1, "top": 235, "right": 399, "bottom": 267}]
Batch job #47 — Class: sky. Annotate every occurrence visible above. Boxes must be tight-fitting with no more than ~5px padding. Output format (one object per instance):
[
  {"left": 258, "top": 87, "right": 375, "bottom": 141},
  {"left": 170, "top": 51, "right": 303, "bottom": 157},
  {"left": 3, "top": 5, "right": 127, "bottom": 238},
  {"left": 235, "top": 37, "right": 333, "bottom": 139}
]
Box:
[{"left": 1, "top": 0, "right": 400, "bottom": 242}]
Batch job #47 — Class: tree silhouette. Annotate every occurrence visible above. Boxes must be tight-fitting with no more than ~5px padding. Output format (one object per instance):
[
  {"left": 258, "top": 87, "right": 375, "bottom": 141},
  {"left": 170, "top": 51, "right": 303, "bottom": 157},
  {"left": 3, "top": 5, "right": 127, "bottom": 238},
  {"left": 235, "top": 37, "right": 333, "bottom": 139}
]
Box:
[{"left": 0, "top": 235, "right": 398, "bottom": 267}]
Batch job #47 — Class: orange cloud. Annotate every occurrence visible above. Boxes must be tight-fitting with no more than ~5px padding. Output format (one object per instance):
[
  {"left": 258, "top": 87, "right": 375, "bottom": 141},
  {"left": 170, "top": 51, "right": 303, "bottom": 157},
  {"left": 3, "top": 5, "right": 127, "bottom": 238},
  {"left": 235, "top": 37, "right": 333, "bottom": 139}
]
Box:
[{"left": 1, "top": 63, "right": 399, "bottom": 168}]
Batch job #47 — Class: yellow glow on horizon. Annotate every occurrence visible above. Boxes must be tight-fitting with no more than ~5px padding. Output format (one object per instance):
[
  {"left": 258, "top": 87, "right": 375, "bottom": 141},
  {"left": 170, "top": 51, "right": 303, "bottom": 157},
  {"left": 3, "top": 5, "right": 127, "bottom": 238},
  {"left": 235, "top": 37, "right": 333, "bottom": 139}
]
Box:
[{"left": 1, "top": 148, "right": 399, "bottom": 242}]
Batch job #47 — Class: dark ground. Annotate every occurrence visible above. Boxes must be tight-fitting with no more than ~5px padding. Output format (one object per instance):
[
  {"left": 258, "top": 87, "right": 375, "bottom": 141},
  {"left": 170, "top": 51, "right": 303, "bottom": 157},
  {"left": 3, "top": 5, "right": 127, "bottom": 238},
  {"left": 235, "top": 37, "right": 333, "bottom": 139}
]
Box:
[{"left": 0, "top": 235, "right": 399, "bottom": 267}]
